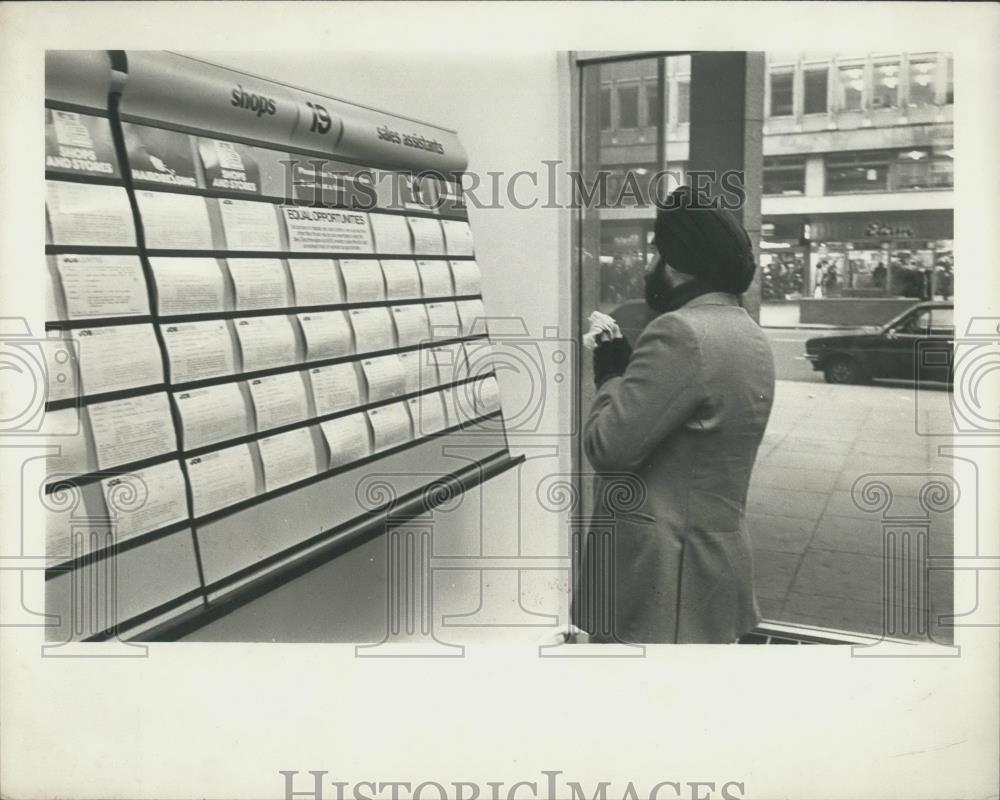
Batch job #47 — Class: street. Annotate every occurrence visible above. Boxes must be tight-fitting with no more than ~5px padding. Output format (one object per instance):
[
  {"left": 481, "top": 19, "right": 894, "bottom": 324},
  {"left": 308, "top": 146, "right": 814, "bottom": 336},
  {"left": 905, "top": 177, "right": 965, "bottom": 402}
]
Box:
[{"left": 765, "top": 328, "right": 824, "bottom": 383}]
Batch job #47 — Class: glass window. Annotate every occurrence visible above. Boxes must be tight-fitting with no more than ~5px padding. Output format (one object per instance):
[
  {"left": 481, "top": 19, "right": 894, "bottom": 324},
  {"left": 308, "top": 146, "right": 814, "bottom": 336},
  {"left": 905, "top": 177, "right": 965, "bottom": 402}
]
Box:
[
  {"left": 763, "top": 156, "right": 806, "bottom": 195},
  {"left": 645, "top": 81, "right": 661, "bottom": 127},
  {"left": 929, "top": 308, "right": 954, "bottom": 335},
  {"left": 892, "top": 149, "right": 954, "bottom": 191},
  {"left": 769, "top": 70, "right": 794, "bottom": 116},
  {"left": 825, "top": 150, "right": 890, "bottom": 193},
  {"left": 617, "top": 83, "right": 639, "bottom": 128},
  {"left": 900, "top": 309, "right": 931, "bottom": 334},
  {"left": 676, "top": 79, "right": 690, "bottom": 124},
  {"left": 930, "top": 156, "right": 954, "bottom": 188},
  {"left": 803, "top": 67, "right": 828, "bottom": 114},
  {"left": 907, "top": 56, "right": 936, "bottom": 106},
  {"left": 599, "top": 85, "right": 612, "bottom": 130},
  {"left": 837, "top": 63, "right": 865, "bottom": 110},
  {"left": 872, "top": 59, "right": 900, "bottom": 109}
]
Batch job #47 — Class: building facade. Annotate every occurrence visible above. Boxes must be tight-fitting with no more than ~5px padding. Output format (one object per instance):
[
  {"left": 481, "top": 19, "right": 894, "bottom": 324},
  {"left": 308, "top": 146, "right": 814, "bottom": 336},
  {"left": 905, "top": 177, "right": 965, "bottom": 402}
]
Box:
[{"left": 593, "top": 52, "right": 954, "bottom": 311}]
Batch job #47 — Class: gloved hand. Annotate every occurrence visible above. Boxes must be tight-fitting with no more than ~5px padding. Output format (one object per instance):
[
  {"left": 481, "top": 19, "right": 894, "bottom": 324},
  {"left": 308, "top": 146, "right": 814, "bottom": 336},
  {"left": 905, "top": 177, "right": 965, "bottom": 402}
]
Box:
[{"left": 593, "top": 336, "right": 632, "bottom": 388}]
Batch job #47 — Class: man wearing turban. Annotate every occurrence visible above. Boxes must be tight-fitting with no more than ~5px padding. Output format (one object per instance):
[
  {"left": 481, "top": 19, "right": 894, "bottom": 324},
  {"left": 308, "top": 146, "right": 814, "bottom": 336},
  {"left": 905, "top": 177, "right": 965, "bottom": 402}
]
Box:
[{"left": 577, "top": 186, "right": 775, "bottom": 644}]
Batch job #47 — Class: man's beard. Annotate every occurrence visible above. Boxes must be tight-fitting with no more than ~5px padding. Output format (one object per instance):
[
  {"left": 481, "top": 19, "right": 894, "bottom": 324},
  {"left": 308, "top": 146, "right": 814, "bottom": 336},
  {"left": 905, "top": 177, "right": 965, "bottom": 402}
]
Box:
[
  {"left": 644, "top": 258, "right": 713, "bottom": 314},
  {"left": 643, "top": 258, "right": 677, "bottom": 313}
]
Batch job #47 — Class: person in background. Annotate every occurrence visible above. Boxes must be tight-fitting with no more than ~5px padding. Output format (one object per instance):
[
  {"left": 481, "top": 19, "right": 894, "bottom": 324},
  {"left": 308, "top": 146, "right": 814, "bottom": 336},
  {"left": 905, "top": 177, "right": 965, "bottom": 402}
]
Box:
[
  {"left": 873, "top": 262, "right": 887, "bottom": 290},
  {"left": 575, "top": 186, "right": 776, "bottom": 644}
]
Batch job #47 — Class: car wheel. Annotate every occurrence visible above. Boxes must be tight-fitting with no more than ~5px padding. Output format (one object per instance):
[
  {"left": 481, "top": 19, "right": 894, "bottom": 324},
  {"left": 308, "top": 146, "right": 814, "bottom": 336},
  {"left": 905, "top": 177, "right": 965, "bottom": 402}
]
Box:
[{"left": 823, "top": 357, "right": 865, "bottom": 385}]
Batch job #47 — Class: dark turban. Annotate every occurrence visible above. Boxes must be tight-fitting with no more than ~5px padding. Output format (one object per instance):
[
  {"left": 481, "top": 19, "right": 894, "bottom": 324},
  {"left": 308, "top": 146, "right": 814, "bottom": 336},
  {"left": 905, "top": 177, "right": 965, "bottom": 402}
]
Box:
[{"left": 653, "top": 186, "right": 756, "bottom": 294}]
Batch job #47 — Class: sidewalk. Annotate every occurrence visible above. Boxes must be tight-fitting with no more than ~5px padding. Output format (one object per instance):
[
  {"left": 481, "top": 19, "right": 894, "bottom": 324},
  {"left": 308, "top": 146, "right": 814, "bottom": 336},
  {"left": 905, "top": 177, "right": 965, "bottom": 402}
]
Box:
[
  {"left": 760, "top": 301, "right": 849, "bottom": 330},
  {"left": 747, "top": 379, "right": 955, "bottom": 642}
]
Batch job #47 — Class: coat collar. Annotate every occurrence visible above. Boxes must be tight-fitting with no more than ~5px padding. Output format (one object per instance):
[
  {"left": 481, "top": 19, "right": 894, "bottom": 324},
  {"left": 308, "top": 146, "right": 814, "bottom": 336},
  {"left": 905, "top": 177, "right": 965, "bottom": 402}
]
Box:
[{"left": 683, "top": 292, "right": 741, "bottom": 309}]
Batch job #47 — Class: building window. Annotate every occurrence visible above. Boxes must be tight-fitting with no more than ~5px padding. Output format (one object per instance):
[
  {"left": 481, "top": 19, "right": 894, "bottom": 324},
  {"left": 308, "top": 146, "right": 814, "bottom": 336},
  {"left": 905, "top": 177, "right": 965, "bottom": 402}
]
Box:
[
  {"left": 617, "top": 83, "right": 639, "bottom": 129},
  {"left": 891, "top": 148, "right": 954, "bottom": 191},
  {"left": 763, "top": 156, "right": 807, "bottom": 195},
  {"left": 803, "top": 67, "right": 828, "bottom": 114},
  {"left": 769, "top": 70, "right": 794, "bottom": 116},
  {"left": 837, "top": 63, "right": 865, "bottom": 111},
  {"left": 945, "top": 55, "right": 954, "bottom": 104},
  {"left": 599, "top": 85, "right": 612, "bottom": 130},
  {"left": 644, "top": 80, "right": 661, "bottom": 127},
  {"left": 872, "top": 59, "right": 901, "bottom": 109},
  {"left": 676, "top": 79, "right": 690, "bottom": 124},
  {"left": 825, "top": 150, "right": 891, "bottom": 193},
  {"left": 907, "top": 55, "right": 936, "bottom": 106}
]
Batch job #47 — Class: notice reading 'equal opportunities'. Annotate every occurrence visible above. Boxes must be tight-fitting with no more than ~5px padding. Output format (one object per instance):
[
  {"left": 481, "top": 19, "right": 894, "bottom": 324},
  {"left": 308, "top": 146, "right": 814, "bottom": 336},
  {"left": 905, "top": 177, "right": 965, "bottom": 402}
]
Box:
[{"left": 281, "top": 207, "right": 375, "bottom": 254}]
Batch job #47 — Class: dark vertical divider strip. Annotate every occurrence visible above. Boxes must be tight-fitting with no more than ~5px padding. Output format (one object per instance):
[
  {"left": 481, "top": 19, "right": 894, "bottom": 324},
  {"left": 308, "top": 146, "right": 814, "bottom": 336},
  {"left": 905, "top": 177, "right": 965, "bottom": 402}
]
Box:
[{"left": 104, "top": 50, "right": 210, "bottom": 606}]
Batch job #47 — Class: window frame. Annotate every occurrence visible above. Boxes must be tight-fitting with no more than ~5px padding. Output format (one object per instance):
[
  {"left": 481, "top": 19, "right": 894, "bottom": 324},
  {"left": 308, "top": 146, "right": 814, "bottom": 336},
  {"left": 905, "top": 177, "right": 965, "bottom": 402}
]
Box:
[
  {"left": 768, "top": 68, "right": 795, "bottom": 117},
  {"left": 802, "top": 65, "right": 829, "bottom": 115},
  {"left": 871, "top": 56, "right": 902, "bottom": 110},
  {"left": 615, "top": 80, "right": 641, "bottom": 129},
  {"left": 836, "top": 60, "right": 866, "bottom": 112},
  {"left": 825, "top": 149, "right": 892, "bottom": 194}
]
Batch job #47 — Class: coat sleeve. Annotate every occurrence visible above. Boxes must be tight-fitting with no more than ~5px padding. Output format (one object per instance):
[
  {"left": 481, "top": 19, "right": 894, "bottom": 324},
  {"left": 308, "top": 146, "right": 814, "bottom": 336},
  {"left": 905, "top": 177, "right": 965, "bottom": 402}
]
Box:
[{"left": 583, "top": 313, "right": 704, "bottom": 472}]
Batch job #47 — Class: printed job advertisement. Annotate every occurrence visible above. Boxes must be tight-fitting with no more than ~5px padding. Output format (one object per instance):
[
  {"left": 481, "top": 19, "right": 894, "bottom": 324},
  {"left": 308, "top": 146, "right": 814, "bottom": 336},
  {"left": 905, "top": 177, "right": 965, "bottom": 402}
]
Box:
[
  {"left": 136, "top": 190, "right": 214, "bottom": 250},
  {"left": 380, "top": 259, "right": 422, "bottom": 300},
  {"left": 281, "top": 207, "right": 375, "bottom": 253},
  {"left": 461, "top": 339, "right": 498, "bottom": 381},
  {"left": 174, "top": 383, "right": 250, "bottom": 450},
  {"left": 474, "top": 375, "right": 503, "bottom": 414},
  {"left": 45, "top": 181, "right": 136, "bottom": 247},
  {"left": 256, "top": 427, "right": 318, "bottom": 492},
  {"left": 408, "top": 392, "right": 447, "bottom": 437},
  {"left": 227, "top": 258, "right": 291, "bottom": 310},
  {"left": 425, "top": 302, "right": 461, "bottom": 339},
  {"left": 348, "top": 307, "right": 395, "bottom": 353},
  {"left": 361, "top": 355, "right": 407, "bottom": 403},
  {"left": 309, "top": 363, "right": 361, "bottom": 416},
  {"left": 45, "top": 407, "right": 89, "bottom": 480},
  {"left": 186, "top": 444, "right": 257, "bottom": 517},
  {"left": 100, "top": 460, "right": 188, "bottom": 541},
  {"left": 248, "top": 372, "right": 309, "bottom": 432},
  {"left": 449, "top": 259, "right": 482, "bottom": 296},
  {"left": 42, "top": 337, "right": 79, "bottom": 403},
  {"left": 69, "top": 324, "right": 163, "bottom": 395},
  {"left": 56, "top": 255, "right": 149, "bottom": 319},
  {"left": 368, "top": 213, "right": 413, "bottom": 254},
  {"left": 440, "top": 220, "right": 475, "bottom": 256},
  {"left": 150, "top": 257, "right": 226, "bottom": 315},
  {"left": 338, "top": 259, "right": 386, "bottom": 302},
  {"left": 397, "top": 351, "right": 425, "bottom": 395},
  {"left": 391, "top": 304, "right": 431, "bottom": 347},
  {"left": 288, "top": 259, "right": 344, "bottom": 306},
  {"left": 296, "top": 310, "right": 353, "bottom": 361},
  {"left": 320, "top": 412, "right": 371, "bottom": 468},
  {"left": 407, "top": 216, "right": 445, "bottom": 255},
  {"left": 367, "top": 402, "right": 413, "bottom": 453},
  {"left": 162, "top": 320, "right": 236, "bottom": 383},
  {"left": 437, "top": 342, "right": 471, "bottom": 384},
  {"left": 88, "top": 392, "right": 176, "bottom": 469},
  {"left": 440, "top": 386, "right": 462, "bottom": 427},
  {"left": 416, "top": 260, "right": 454, "bottom": 297},
  {"left": 455, "top": 298, "right": 487, "bottom": 336},
  {"left": 235, "top": 315, "right": 298, "bottom": 373},
  {"left": 219, "top": 199, "right": 283, "bottom": 251}
]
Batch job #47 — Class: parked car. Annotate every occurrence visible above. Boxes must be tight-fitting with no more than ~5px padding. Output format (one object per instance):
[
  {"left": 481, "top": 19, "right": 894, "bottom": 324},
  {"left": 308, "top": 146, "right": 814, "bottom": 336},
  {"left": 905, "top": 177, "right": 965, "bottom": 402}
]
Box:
[{"left": 805, "top": 302, "right": 954, "bottom": 385}]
